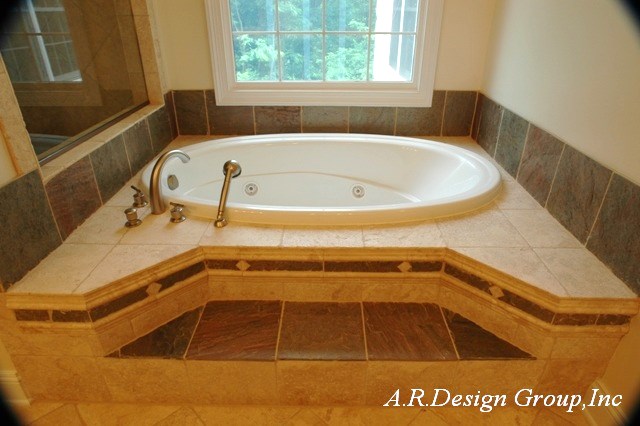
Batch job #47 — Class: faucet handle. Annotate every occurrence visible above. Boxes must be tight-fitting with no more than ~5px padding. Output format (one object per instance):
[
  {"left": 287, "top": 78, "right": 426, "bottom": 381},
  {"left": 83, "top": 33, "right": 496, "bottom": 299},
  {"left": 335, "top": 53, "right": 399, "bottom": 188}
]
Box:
[
  {"left": 131, "top": 185, "right": 148, "bottom": 208},
  {"left": 169, "top": 202, "right": 186, "bottom": 223}
]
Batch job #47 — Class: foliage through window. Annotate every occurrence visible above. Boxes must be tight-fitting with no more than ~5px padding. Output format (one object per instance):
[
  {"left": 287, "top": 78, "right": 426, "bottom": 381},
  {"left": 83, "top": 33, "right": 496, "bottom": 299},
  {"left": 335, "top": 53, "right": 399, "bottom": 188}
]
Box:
[{"left": 206, "top": 0, "right": 443, "bottom": 106}]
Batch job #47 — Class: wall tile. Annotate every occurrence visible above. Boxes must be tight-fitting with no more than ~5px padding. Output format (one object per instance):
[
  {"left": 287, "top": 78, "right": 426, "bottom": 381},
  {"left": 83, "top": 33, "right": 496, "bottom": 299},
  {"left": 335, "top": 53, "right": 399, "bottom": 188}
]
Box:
[
  {"left": 396, "top": 90, "right": 445, "bottom": 136},
  {"left": 205, "top": 90, "right": 254, "bottom": 135},
  {"left": 174, "top": 90, "right": 208, "bottom": 135},
  {"left": 255, "top": 106, "right": 301, "bottom": 134},
  {"left": 45, "top": 157, "right": 102, "bottom": 240},
  {"left": 546, "top": 145, "right": 612, "bottom": 243},
  {"left": 302, "top": 106, "right": 348, "bottom": 133},
  {"left": 0, "top": 171, "right": 62, "bottom": 289},
  {"left": 516, "top": 125, "right": 565, "bottom": 206},
  {"left": 476, "top": 97, "right": 503, "bottom": 156},
  {"left": 164, "top": 92, "right": 178, "bottom": 140},
  {"left": 442, "top": 91, "right": 476, "bottom": 136},
  {"left": 90, "top": 135, "right": 132, "bottom": 203},
  {"left": 587, "top": 174, "right": 640, "bottom": 294},
  {"left": 471, "top": 93, "right": 484, "bottom": 140},
  {"left": 147, "top": 106, "right": 173, "bottom": 154},
  {"left": 349, "top": 107, "right": 395, "bottom": 135},
  {"left": 494, "top": 109, "right": 528, "bottom": 177},
  {"left": 122, "top": 120, "right": 154, "bottom": 174}
]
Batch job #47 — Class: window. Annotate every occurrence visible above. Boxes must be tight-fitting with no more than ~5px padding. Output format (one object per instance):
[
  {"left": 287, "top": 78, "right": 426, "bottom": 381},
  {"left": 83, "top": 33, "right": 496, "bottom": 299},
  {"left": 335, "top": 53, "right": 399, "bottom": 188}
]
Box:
[{"left": 206, "top": 0, "right": 443, "bottom": 106}]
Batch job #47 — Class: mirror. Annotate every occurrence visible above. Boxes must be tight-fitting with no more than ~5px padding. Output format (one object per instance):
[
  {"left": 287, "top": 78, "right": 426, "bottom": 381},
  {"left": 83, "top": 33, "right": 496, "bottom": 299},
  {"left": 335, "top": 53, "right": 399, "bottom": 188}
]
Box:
[{"left": 0, "top": 0, "right": 148, "bottom": 162}]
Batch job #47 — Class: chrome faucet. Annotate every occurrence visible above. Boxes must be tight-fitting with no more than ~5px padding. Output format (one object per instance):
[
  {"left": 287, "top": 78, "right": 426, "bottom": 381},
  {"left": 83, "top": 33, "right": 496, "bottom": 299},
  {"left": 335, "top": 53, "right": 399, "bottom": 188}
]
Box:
[
  {"left": 214, "top": 160, "right": 242, "bottom": 228},
  {"left": 149, "top": 149, "right": 190, "bottom": 214}
]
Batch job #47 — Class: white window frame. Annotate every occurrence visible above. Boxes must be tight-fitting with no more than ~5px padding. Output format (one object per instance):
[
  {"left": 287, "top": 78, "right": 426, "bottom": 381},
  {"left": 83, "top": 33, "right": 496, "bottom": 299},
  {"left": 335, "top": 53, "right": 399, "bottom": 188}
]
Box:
[{"left": 205, "top": 0, "right": 443, "bottom": 107}]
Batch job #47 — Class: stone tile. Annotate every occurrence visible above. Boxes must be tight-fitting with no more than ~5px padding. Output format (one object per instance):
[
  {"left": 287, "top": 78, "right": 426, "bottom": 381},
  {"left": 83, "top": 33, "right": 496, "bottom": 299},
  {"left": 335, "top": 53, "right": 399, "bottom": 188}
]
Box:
[
  {"left": 51, "top": 310, "right": 91, "bottom": 322},
  {"left": 362, "top": 221, "right": 445, "bottom": 247},
  {"left": 546, "top": 145, "right": 612, "bottom": 243},
  {"left": 476, "top": 96, "right": 503, "bottom": 156},
  {"left": 396, "top": 91, "right": 445, "bottom": 136},
  {"left": 45, "top": 157, "right": 103, "bottom": 240},
  {"left": 587, "top": 174, "right": 640, "bottom": 294},
  {"left": 11, "top": 244, "right": 113, "bottom": 294},
  {"left": 147, "top": 106, "right": 174, "bottom": 153},
  {"left": 471, "top": 93, "right": 484, "bottom": 140},
  {"left": 173, "top": 90, "right": 208, "bottom": 135},
  {"left": 90, "top": 135, "right": 132, "bottom": 203},
  {"left": 205, "top": 90, "right": 255, "bottom": 135},
  {"left": 436, "top": 207, "right": 528, "bottom": 247},
  {"left": 516, "top": 125, "right": 565, "bottom": 206},
  {"left": 495, "top": 179, "right": 543, "bottom": 210},
  {"left": 363, "top": 302, "right": 456, "bottom": 360},
  {"left": 537, "top": 359, "right": 607, "bottom": 395},
  {"left": 164, "top": 92, "right": 178, "bottom": 140},
  {"left": 277, "top": 361, "right": 367, "bottom": 405},
  {"left": 200, "top": 222, "right": 283, "bottom": 246},
  {"left": 278, "top": 302, "right": 365, "bottom": 360},
  {"left": 495, "top": 109, "right": 529, "bottom": 177},
  {"left": 503, "top": 209, "right": 582, "bottom": 248},
  {"left": 282, "top": 227, "right": 364, "bottom": 247},
  {"left": 186, "top": 300, "right": 282, "bottom": 360},
  {"left": 122, "top": 120, "right": 155, "bottom": 174},
  {"left": 255, "top": 106, "right": 301, "bottom": 134},
  {"left": 193, "top": 406, "right": 300, "bottom": 425},
  {"left": 442, "top": 91, "right": 476, "bottom": 136},
  {"left": 120, "top": 307, "right": 202, "bottom": 358},
  {"left": 453, "top": 247, "right": 567, "bottom": 296},
  {"left": 13, "top": 402, "right": 64, "bottom": 425},
  {"left": 324, "top": 261, "right": 404, "bottom": 273},
  {"left": 349, "top": 107, "right": 395, "bottom": 135},
  {"left": 247, "top": 260, "right": 323, "bottom": 272},
  {"left": 500, "top": 289, "right": 556, "bottom": 323},
  {"left": 442, "top": 308, "right": 532, "bottom": 359},
  {"left": 155, "top": 407, "right": 204, "bottom": 425},
  {"left": 76, "top": 244, "right": 196, "bottom": 294},
  {"left": 65, "top": 206, "right": 129, "bottom": 244},
  {"left": 535, "top": 248, "right": 636, "bottom": 298},
  {"left": 453, "top": 360, "right": 545, "bottom": 396},
  {"left": 313, "top": 407, "right": 421, "bottom": 425},
  {"left": 89, "top": 286, "right": 149, "bottom": 321},
  {"left": 0, "top": 171, "right": 61, "bottom": 289},
  {"left": 552, "top": 313, "right": 598, "bottom": 326},
  {"left": 157, "top": 262, "right": 205, "bottom": 291},
  {"left": 14, "top": 309, "right": 50, "bottom": 321},
  {"left": 444, "top": 263, "right": 492, "bottom": 293},
  {"left": 30, "top": 404, "right": 84, "bottom": 426},
  {"left": 76, "top": 403, "right": 180, "bottom": 426},
  {"left": 302, "top": 106, "right": 348, "bottom": 132},
  {"left": 282, "top": 278, "right": 363, "bottom": 302}
]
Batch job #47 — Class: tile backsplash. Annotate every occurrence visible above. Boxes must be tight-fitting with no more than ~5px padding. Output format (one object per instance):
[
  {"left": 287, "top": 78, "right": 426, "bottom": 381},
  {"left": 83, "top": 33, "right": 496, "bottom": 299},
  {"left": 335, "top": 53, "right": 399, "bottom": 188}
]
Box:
[{"left": 473, "top": 94, "right": 640, "bottom": 295}]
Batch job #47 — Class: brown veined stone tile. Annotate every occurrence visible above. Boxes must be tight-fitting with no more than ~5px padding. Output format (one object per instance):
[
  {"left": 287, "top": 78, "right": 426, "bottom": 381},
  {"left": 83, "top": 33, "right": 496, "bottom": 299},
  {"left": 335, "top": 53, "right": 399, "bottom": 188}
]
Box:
[
  {"left": 205, "top": 259, "right": 242, "bottom": 270},
  {"left": 51, "top": 310, "right": 91, "bottom": 323},
  {"left": 246, "top": 259, "right": 323, "bottom": 272},
  {"left": 186, "top": 300, "right": 282, "bottom": 360},
  {"left": 89, "top": 286, "right": 149, "bottom": 321},
  {"left": 596, "top": 314, "right": 631, "bottom": 326},
  {"left": 120, "top": 307, "right": 203, "bottom": 358},
  {"left": 324, "top": 260, "right": 403, "bottom": 273},
  {"left": 157, "top": 262, "right": 206, "bottom": 291},
  {"left": 278, "top": 302, "right": 365, "bottom": 360},
  {"left": 442, "top": 308, "right": 533, "bottom": 360},
  {"left": 499, "top": 289, "right": 555, "bottom": 323},
  {"left": 363, "top": 302, "right": 456, "bottom": 361},
  {"left": 444, "top": 263, "right": 492, "bottom": 294},
  {"left": 14, "top": 309, "right": 50, "bottom": 322},
  {"left": 551, "top": 313, "right": 598, "bottom": 326}
]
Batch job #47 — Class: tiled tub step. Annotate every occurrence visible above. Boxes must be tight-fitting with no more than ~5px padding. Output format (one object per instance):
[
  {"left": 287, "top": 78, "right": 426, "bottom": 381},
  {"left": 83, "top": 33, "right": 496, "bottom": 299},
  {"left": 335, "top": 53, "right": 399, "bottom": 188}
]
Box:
[{"left": 109, "top": 301, "right": 533, "bottom": 361}]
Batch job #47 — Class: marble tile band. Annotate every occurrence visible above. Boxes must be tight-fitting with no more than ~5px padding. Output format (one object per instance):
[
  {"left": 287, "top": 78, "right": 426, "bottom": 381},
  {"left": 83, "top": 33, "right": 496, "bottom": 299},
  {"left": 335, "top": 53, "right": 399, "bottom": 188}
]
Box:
[{"left": 11, "top": 254, "right": 631, "bottom": 327}]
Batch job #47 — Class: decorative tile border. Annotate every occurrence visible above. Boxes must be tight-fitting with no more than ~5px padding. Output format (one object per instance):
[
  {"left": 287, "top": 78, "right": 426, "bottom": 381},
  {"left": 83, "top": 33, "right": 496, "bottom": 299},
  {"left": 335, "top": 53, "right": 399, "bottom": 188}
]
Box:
[
  {"left": 473, "top": 93, "right": 640, "bottom": 295},
  {"left": 8, "top": 251, "right": 633, "bottom": 328}
]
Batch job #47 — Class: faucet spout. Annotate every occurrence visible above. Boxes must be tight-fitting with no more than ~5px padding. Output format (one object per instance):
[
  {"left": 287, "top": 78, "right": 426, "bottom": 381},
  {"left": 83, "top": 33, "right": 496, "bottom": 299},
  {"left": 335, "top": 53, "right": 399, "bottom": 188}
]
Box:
[
  {"left": 149, "top": 149, "right": 190, "bottom": 214},
  {"left": 214, "top": 160, "right": 242, "bottom": 228}
]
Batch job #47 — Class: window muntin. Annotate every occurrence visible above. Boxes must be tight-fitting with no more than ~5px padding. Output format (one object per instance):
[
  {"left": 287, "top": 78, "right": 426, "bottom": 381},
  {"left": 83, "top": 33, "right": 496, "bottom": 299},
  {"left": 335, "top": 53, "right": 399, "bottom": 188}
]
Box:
[{"left": 206, "top": 0, "right": 443, "bottom": 106}]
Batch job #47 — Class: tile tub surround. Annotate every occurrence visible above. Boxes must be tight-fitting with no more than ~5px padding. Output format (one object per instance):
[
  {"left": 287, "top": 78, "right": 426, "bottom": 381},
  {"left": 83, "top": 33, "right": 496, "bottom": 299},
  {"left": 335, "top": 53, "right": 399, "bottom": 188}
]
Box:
[
  {"left": 171, "top": 90, "right": 478, "bottom": 137},
  {"left": 0, "top": 103, "right": 174, "bottom": 291},
  {"left": 473, "top": 94, "right": 640, "bottom": 295}
]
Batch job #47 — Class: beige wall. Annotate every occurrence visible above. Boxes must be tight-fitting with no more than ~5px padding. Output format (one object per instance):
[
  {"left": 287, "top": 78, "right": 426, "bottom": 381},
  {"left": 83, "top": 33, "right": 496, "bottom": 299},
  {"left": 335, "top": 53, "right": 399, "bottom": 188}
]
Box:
[
  {"left": 0, "top": 132, "right": 17, "bottom": 186},
  {"left": 483, "top": 0, "right": 640, "bottom": 185},
  {"left": 152, "top": 0, "right": 497, "bottom": 91}
]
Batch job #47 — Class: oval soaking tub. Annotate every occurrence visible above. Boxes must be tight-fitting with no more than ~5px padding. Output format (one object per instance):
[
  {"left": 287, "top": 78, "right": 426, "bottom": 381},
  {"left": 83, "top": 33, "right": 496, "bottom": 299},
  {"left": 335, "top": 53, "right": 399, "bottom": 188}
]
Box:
[{"left": 140, "top": 134, "right": 501, "bottom": 225}]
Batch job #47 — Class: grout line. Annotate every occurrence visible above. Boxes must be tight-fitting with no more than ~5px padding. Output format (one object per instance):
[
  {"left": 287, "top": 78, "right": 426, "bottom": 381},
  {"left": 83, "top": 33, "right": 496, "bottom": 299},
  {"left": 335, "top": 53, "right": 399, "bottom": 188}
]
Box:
[
  {"left": 347, "top": 106, "right": 351, "bottom": 133},
  {"left": 203, "top": 90, "right": 211, "bottom": 135},
  {"left": 440, "top": 91, "right": 447, "bottom": 136},
  {"left": 491, "top": 107, "right": 505, "bottom": 158},
  {"left": 585, "top": 171, "right": 614, "bottom": 248},
  {"left": 87, "top": 154, "right": 104, "bottom": 206},
  {"left": 469, "top": 91, "right": 479, "bottom": 137},
  {"left": 252, "top": 106, "right": 257, "bottom": 135},
  {"left": 515, "top": 122, "right": 532, "bottom": 182},
  {"left": 274, "top": 300, "right": 286, "bottom": 360},
  {"left": 172, "top": 91, "right": 181, "bottom": 136},
  {"left": 544, "top": 143, "right": 566, "bottom": 208},
  {"left": 392, "top": 106, "right": 398, "bottom": 136},
  {"left": 183, "top": 304, "right": 206, "bottom": 359},
  {"left": 360, "top": 301, "right": 369, "bottom": 361},
  {"left": 299, "top": 106, "right": 303, "bottom": 133},
  {"left": 438, "top": 305, "right": 460, "bottom": 360},
  {"left": 39, "top": 169, "right": 66, "bottom": 244}
]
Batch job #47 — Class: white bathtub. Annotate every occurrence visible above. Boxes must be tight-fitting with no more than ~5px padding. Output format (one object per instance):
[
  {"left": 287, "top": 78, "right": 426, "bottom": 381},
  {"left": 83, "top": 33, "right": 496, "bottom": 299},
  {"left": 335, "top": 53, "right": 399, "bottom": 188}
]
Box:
[{"left": 140, "top": 134, "right": 501, "bottom": 225}]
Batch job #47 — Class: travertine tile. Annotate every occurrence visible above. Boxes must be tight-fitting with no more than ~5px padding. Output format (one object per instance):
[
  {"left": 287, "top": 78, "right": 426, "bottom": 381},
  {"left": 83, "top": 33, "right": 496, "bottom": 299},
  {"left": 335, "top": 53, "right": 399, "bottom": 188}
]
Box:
[
  {"left": 119, "top": 212, "right": 209, "bottom": 245},
  {"left": 283, "top": 278, "right": 363, "bottom": 302},
  {"left": 13, "top": 402, "right": 64, "bottom": 425},
  {"left": 453, "top": 360, "right": 546, "bottom": 396},
  {"left": 495, "top": 179, "right": 542, "bottom": 210},
  {"left": 437, "top": 207, "right": 528, "bottom": 248},
  {"left": 200, "top": 222, "right": 283, "bottom": 246},
  {"left": 277, "top": 361, "right": 367, "bottom": 405},
  {"left": 535, "top": 248, "right": 636, "bottom": 298},
  {"left": 313, "top": 406, "right": 421, "bottom": 425},
  {"left": 193, "top": 406, "right": 300, "bottom": 425},
  {"left": 282, "top": 227, "right": 364, "bottom": 247},
  {"left": 537, "top": 359, "right": 607, "bottom": 395},
  {"left": 421, "top": 406, "right": 538, "bottom": 425},
  {"left": 75, "top": 244, "right": 196, "bottom": 293},
  {"left": 76, "top": 403, "right": 180, "bottom": 426},
  {"left": 12, "top": 244, "right": 113, "bottom": 293},
  {"left": 209, "top": 276, "right": 283, "bottom": 300},
  {"left": 65, "top": 206, "right": 130, "bottom": 244},
  {"left": 453, "top": 247, "right": 567, "bottom": 296},
  {"left": 30, "top": 404, "right": 84, "bottom": 426},
  {"left": 155, "top": 407, "right": 204, "bottom": 425},
  {"left": 502, "top": 210, "right": 582, "bottom": 248},
  {"left": 360, "top": 278, "right": 439, "bottom": 303},
  {"left": 363, "top": 221, "right": 445, "bottom": 247}
]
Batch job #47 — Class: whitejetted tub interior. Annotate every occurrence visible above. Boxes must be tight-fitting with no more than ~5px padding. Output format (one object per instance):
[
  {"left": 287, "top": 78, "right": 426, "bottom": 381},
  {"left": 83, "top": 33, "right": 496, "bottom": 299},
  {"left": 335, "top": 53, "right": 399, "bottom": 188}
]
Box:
[{"left": 140, "top": 134, "right": 502, "bottom": 225}]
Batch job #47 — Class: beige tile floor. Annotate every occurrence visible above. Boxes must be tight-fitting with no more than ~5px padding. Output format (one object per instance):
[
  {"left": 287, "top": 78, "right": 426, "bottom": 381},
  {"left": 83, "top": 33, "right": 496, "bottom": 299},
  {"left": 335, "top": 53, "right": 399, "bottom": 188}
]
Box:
[{"left": 8, "top": 136, "right": 636, "bottom": 299}]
